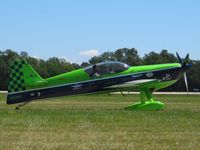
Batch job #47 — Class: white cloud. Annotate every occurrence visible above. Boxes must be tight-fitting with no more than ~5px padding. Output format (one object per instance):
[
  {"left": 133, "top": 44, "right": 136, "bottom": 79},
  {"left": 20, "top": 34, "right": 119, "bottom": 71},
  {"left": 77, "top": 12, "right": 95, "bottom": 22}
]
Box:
[
  {"left": 32, "top": 56, "right": 41, "bottom": 60},
  {"left": 59, "top": 56, "right": 82, "bottom": 64},
  {"left": 80, "top": 49, "right": 99, "bottom": 57}
]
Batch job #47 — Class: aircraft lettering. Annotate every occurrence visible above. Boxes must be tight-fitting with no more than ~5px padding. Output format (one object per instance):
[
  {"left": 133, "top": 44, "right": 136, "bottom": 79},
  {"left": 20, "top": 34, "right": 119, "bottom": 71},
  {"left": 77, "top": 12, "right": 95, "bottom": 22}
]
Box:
[
  {"left": 162, "top": 74, "right": 172, "bottom": 81},
  {"left": 71, "top": 84, "right": 83, "bottom": 90},
  {"left": 30, "top": 93, "right": 35, "bottom": 96},
  {"left": 146, "top": 72, "right": 153, "bottom": 78}
]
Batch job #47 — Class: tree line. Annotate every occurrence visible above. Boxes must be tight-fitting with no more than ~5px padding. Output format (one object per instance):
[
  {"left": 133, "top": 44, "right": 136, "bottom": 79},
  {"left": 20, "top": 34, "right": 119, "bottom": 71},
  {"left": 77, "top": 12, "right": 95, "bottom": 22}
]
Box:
[{"left": 0, "top": 48, "right": 200, "bottom": 92}]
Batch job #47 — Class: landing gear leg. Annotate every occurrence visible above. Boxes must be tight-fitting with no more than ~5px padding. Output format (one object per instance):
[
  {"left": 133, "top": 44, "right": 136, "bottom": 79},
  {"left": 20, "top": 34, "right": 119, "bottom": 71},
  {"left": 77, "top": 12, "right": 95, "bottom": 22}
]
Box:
[{"left": 124, "top": 88, "right": 164, "bottom": 110}]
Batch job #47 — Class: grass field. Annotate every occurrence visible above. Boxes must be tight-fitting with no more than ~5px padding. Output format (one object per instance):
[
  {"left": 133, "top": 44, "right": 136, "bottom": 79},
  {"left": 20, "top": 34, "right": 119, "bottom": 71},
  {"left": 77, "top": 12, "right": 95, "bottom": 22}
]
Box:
[{"left": 0, "top": 93, "right": 200, "bottom": 150}]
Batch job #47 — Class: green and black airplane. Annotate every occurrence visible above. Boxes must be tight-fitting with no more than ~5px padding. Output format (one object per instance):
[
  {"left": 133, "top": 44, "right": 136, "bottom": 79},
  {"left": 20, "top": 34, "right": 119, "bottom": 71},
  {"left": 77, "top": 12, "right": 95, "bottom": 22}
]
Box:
[{"left": 7, "top": 53, "right": 192, "bottom": 110}]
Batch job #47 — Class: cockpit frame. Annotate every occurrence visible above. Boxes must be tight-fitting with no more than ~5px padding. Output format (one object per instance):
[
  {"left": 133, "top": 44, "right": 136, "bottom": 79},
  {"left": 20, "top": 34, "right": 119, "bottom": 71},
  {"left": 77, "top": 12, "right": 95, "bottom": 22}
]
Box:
[{"left": 84, "top": 61, "right": 129, "bottom": 77}]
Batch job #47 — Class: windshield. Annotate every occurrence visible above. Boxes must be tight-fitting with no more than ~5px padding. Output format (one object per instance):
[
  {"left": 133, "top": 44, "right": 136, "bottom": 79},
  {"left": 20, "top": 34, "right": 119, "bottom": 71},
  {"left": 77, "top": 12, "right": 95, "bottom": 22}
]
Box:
[{"left": 84, "top": 61, "right": 129, "bottom": 77}]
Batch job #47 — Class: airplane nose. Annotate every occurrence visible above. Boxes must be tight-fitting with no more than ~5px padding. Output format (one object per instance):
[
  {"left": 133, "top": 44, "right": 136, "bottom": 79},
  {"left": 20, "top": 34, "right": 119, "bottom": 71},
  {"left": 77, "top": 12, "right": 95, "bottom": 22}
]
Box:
[{"left": 181, "top": 63, "right": 192, "bottom": 72}]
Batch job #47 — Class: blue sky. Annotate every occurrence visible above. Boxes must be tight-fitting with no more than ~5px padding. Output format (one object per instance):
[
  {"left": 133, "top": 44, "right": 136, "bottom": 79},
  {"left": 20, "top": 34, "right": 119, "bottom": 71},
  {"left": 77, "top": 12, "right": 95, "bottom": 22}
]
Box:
[{"left": 0, "top": 0, "right": 199, "bottom": 64}]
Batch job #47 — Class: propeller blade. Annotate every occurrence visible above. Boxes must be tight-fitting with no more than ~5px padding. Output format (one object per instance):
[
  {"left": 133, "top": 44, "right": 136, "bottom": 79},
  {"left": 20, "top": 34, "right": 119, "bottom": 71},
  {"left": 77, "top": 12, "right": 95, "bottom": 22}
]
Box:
[
  {"left": 176, "top": 52, "right": 183, "bottom": 65},
  {"left": 184, "top": 53, "right": 189, "bottom": 61},
  {"left": 183, "top": 72, "right": 189, "bottom": 94}
]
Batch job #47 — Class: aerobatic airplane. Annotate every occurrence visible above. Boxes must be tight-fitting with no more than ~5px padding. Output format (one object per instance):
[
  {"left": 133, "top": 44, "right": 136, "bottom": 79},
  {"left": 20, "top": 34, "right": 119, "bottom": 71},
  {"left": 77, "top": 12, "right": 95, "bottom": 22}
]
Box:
[{"left": 6, "top": 53, "right": 192, "bottom": 110}]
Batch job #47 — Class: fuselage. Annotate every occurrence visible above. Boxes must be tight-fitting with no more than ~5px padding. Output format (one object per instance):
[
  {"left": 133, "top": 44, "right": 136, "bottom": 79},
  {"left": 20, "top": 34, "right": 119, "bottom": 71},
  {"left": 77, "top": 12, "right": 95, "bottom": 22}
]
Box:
[
  {"left": 44, "top": 63, "right": 181, "bottom": 91},
  {"left": 43, "top": 63, "right": 181, "bottom": 88},
  {"left": 7, "top": 62, "right": 182, "bottom": 104}
]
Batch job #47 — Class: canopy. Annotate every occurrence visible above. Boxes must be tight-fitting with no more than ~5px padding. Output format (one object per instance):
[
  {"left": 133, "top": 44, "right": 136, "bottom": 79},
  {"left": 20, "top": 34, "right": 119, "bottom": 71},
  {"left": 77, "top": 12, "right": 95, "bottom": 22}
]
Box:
[{"left": 84, "top": 61, "right": 129, "bottom": 77}]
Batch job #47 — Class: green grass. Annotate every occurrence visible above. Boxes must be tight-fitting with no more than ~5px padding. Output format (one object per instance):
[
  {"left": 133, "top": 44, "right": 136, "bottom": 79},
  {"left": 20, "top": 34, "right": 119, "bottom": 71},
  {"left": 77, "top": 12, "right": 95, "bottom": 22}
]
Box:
[{"left": 0, "top": 93, "right": 200, "bottom": 150}]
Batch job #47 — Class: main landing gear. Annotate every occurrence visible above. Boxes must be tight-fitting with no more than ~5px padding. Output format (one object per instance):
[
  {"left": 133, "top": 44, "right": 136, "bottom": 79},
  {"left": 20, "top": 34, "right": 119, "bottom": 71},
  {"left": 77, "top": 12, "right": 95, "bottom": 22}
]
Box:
[{"left": 124, "top": 88, "right": 164, "bottom": 111}]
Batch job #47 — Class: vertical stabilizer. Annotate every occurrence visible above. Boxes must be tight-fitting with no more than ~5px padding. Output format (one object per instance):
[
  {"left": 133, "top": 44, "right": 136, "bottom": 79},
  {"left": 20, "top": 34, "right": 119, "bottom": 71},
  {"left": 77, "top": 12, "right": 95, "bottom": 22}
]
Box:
[{"left": 8, "top": 60, "right": 44, "bottom": 93}]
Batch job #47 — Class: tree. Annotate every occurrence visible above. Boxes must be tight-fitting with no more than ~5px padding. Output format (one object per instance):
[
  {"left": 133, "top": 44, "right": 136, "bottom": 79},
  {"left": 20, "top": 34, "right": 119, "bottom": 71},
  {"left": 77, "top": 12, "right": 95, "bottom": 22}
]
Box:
[
  {"left": 89, "top": 48, "right": 142, "bottom": 66},
  {"left": 20, "top": 51, "right": 28, "bottom": 58},
  {"left": 143, "top": 49, "right": 177, "bottom": 65},
  {"left": 0, "top": 49, "right": 20, "bottom": 90},
  {"left": 114, "top": 48, "right": 141, "bottom": 66},
  {"left": 187, "top": 60, "right": 200, "bottom": 91},
  {"left": 89, "top": 51, "right": 116, "bottom": 64},
  {"left": 81, "top": 62, "right": 90, "bottom": 68}
]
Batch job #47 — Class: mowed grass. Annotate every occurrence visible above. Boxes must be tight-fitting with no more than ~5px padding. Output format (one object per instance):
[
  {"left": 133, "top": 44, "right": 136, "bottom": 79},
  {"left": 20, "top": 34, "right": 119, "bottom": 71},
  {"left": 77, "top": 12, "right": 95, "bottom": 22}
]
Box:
[{"left": 0, "top": 93, "right": 200, "bottom": 150}]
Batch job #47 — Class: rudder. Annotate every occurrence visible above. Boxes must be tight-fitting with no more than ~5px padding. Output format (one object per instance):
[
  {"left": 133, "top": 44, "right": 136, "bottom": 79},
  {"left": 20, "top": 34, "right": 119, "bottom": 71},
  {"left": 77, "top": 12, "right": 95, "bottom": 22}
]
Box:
[{"left": 8, "top": 60, "right": 44, "bottom": 93}]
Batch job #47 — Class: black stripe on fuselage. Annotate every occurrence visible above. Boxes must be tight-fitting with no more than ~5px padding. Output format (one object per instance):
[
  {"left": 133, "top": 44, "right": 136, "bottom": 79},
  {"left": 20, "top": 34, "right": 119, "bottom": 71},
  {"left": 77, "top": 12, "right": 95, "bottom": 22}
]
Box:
[{"left": 7, "top": 67, "right": 181, "bottom": 104}]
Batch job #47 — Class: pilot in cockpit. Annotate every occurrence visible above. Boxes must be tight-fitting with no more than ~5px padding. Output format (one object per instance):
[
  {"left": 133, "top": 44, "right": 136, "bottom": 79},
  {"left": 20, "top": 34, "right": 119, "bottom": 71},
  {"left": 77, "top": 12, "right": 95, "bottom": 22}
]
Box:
[
  {"left": 91, "top": 65, "right": 100, "bottom": 77},
  {"left": 109, "top": 67, "right": 115, "bottom": 74}
]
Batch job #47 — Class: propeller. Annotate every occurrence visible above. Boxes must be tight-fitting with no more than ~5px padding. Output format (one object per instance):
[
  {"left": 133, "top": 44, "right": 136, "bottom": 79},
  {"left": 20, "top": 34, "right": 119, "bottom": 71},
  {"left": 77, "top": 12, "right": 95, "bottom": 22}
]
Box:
[
  {"left": 183, "top": 72, "right": 189, "bottom": 94},
  {"left": 176, "top": 52, "right": 192, "bottom": 94},
  {"left": 176, "top": 52, "right": 183, "bottom": 65}
]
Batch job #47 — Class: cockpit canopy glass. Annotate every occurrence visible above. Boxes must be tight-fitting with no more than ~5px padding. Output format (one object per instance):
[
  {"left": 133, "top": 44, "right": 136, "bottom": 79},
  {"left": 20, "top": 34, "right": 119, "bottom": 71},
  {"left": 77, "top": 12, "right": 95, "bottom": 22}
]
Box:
[{"left": 84, "top": 61, "right": 129, "bottom": 77}]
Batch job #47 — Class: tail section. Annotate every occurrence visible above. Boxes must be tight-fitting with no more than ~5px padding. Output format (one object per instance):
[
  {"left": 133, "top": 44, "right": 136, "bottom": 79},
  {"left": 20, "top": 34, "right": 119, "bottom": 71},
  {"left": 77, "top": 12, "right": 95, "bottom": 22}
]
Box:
[
  {"left": 8, "top": 60, "right": 45, "bottom": 93},
  {"left": 7, "top": 60, "right": 48, "bottom": 104}
]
